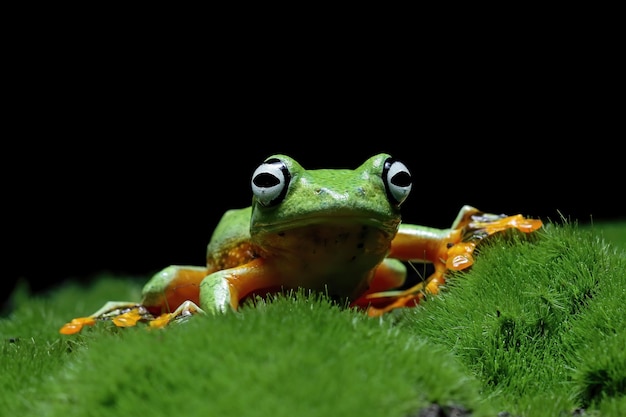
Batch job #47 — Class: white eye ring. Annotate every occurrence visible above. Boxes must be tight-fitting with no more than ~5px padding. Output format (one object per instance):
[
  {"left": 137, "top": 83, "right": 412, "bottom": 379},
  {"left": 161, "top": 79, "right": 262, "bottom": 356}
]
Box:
[
  {"left": 383, "top": 159, "right": 412, "bottom": 206},
  {"left": 251, "top": 159, "right": 291, "bottom": 207}
]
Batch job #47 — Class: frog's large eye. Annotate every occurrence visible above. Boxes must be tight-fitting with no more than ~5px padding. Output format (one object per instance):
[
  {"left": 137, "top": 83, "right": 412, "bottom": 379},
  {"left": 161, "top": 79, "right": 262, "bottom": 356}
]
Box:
[
  {"left": 251, "top": 158, "right": 291, "bottom": 207},
  {"left": 382, "top": 158, "right": 412, "bottom": 206}
]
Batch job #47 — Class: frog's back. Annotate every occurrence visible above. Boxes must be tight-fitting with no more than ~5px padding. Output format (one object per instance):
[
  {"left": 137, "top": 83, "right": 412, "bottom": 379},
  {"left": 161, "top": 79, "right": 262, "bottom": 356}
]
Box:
[{"left": 206, "top": 207, "right": 256, "bottom": 271}]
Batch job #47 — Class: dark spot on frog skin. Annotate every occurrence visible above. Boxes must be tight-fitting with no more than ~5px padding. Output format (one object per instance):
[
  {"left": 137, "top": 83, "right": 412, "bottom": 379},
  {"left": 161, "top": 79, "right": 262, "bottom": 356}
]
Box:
[{"left": 336, "top": 232, "right": 350, "bottom": 244}]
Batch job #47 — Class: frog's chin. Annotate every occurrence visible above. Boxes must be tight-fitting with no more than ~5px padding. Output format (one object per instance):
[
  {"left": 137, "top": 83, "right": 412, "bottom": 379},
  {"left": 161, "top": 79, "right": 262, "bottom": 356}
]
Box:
[
  {"left": 250, "top": 217, "right": 398, "bottom": 298},
  {"left": 251, "top": 215, "right": 400, "bottom": 239}
]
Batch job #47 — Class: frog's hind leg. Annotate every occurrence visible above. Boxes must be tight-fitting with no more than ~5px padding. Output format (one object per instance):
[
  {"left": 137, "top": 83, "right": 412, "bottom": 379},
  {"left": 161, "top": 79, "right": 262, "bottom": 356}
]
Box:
[
  {"left": 140, "top": 265, "right": 209, "bottom": 315},
  {"left": 364, "top": 205, "right": 542, "bottom": 316},
  {"left": 351, "top": 258, "right": 407, "bottom": 310},
  {"left": 134, "top": 265, "right": 210, "bottom": 328},
  {"left": 59, "top": 265, "right": 210, "bottom": 335},
  {"left": 59, "top": 301, "right": 148, "bottom": 335}
]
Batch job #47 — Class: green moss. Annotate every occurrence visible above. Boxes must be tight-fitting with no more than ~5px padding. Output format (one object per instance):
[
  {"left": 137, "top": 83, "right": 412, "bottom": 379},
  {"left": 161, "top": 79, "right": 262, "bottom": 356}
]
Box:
[
  {"left": 399, "top": 220, "right": 626, "bottom": 416},
  {"left": 29, "top": 292, "right": 487, "bottom": 417}
]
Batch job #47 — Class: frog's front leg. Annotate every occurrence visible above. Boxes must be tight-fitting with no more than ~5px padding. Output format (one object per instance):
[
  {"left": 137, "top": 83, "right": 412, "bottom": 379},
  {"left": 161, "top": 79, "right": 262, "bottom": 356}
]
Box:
[
  {"left": 364, "top": 205, "right": 542, "bottom": 316},
  {"left": 199, "top": 258, "right": 285, "bottom": 314}
]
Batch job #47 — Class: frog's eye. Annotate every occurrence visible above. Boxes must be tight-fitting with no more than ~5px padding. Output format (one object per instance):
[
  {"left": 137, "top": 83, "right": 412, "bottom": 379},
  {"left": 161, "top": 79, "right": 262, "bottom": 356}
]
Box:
[
  {"left": 382, "top": 158, "right": 412, "bottom": 206},
  {"left": 251, "top": 158, "right": 291, "bottom": 207}
]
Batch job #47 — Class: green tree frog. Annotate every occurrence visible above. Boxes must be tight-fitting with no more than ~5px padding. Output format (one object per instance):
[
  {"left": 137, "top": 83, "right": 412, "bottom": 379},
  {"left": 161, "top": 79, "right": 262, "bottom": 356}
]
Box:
[{"left": 60, "top": 154, "right": 542, "bottom": 334}]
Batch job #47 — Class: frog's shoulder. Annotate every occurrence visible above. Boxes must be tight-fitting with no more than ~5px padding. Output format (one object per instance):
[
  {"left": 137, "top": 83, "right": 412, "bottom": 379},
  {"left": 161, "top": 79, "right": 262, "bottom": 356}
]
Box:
[
  {"left": 207, "top": 207, "right": 252, "bottom": 251},
  {"left": 219, "top": 206, "right": 252, "bottom": 224}
]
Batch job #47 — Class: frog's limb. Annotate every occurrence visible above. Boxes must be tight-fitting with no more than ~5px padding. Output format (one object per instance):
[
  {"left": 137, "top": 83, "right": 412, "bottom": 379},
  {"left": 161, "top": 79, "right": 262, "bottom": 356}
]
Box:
[
  {"left": 199, "top": 258, "right": 286, "bottom": 314},
  {"left": 140, "top": 265, "right": 209, "bottom": 315},
  {"left": 59, "top": 300, "right": 206, "bottom": 334},
  {"left": 58, "top": 266, "right": 210, "bottom": 334},
  {"left": 126, "top": 265, "right": 210, "bottom": 328},
  {"left": 350, "top": 258, "right": 406, "bottom": 309},
  {"left": 364, "top": 258, "right": 407, "bottom": 293},
  {"left": 59, "top": 301, "right": 147, "bottom": 335},
  {"left": 148, "top": 300, "right": 206, "bottom": 329},
  {"left": 365, "top": 205, "right": 542, "bottom": 316}
]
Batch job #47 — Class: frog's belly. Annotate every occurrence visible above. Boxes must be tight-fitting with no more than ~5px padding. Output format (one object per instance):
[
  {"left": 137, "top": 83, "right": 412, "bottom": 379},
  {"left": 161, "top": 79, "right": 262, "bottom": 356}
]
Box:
[{"left": 255, "top": 224, "right": 392, "bottom": 300}]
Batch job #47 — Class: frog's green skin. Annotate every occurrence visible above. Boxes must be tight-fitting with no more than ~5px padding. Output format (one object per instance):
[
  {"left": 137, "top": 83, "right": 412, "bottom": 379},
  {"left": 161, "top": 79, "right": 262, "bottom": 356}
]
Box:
[
  {"left": 142, "top": 153, "right": 413, "bottom": 314},
  {"left": 59, "top": 154, "right": 542, "bottom": 334}
]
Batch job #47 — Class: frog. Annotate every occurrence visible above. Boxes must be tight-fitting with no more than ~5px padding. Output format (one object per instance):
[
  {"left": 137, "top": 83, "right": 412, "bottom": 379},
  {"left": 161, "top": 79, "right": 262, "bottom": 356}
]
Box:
[{"left": 59, "top": 153, "right": 542, "bottom": 334}]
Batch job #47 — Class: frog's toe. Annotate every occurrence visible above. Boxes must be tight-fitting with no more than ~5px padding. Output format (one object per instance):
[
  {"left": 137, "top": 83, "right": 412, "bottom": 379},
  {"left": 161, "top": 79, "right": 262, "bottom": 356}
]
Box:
[
  {"left": 59, "top": 317, "right": 97, "bottom": 335},
  {"left": 112, "top": 308, "right": 145, "bottom": 327},
  {"left": 149, "top": 300, "right": 206, "bottom": 329},
  {"left": 445, "top": 241, "right": 477, "bottom": 271}
]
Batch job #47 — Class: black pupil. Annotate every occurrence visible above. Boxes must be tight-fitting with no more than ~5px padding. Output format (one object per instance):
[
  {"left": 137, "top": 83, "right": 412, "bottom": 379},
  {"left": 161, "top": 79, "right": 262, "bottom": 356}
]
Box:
[
  {"left": 390, "top": 171, "right": 411, "bottom": 187},
  {"left": 254, "top": 172, "right": 280, "bottom": 188}
]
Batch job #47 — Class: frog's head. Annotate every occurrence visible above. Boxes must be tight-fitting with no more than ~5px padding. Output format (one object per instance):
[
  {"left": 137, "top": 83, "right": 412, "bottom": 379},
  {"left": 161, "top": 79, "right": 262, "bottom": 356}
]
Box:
[{"left": 249, "top": 154, "right": 412, "bottom": 240}]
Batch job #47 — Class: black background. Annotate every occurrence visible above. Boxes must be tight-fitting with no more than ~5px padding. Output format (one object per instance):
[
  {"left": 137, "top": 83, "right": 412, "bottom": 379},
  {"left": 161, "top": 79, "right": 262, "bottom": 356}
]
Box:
[{"left": 3, "top": 21, "right": 623, "bottom": 312}]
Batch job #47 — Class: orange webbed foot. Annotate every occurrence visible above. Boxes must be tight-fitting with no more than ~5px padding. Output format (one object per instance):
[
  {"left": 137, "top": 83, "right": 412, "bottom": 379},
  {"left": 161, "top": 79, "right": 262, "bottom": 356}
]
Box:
[
  {"left": 58, "top": 302, "right": 151, "bottom": 334},
  {"left": 448, "top": 212, "right": 542, "bottom": 272},
  {"left": 59, "top": 300, "right": 207, "bottom": 334}
]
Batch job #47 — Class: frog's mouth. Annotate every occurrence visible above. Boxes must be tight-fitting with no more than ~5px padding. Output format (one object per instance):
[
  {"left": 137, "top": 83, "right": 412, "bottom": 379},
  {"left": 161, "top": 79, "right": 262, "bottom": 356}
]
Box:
[{"left": 251, "top": 214, "right": 401, "bottom": 239}]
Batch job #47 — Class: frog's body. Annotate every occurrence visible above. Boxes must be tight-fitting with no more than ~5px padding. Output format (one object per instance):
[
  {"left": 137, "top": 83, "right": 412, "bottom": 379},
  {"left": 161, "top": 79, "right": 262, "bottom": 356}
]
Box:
[{"left": 60, "top": 154, "right": 542, "bottom": 334}]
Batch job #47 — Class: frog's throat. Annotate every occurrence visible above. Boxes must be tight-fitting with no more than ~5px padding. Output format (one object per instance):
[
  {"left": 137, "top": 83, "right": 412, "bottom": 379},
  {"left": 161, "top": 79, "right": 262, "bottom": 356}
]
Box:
[{"left": 251, "top": 215, "right": 401, "bottom": 238}]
